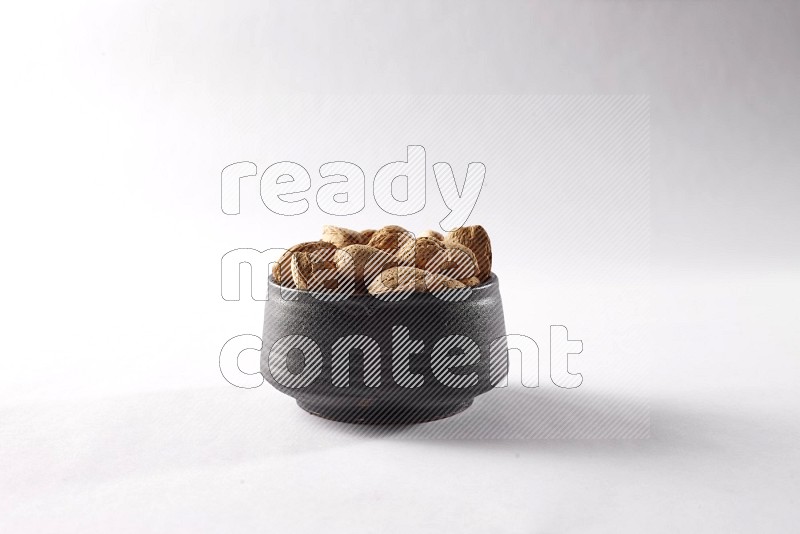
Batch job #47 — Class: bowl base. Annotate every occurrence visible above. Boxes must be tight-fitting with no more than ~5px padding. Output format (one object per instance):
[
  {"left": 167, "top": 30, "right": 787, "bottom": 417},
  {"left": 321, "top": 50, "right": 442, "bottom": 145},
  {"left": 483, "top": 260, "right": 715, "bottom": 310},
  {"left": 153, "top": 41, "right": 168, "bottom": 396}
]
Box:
[{"left": 297, "top": 398, "right": 474, "bottom": 425}]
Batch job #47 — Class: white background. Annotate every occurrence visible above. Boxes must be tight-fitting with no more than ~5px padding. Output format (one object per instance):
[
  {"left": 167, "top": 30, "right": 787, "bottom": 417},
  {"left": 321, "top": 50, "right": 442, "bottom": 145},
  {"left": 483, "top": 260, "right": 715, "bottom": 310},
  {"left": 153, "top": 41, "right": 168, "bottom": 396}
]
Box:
[{"left": 2, "top": 1, "right": 799, "bottom": 532}]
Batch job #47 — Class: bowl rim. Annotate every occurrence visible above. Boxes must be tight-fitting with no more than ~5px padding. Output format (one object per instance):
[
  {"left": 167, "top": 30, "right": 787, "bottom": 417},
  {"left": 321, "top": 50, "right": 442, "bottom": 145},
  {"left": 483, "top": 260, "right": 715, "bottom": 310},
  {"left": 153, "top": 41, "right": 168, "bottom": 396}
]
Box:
[{"left": 266, "top": 272, "right": 499, "bottom": 302}]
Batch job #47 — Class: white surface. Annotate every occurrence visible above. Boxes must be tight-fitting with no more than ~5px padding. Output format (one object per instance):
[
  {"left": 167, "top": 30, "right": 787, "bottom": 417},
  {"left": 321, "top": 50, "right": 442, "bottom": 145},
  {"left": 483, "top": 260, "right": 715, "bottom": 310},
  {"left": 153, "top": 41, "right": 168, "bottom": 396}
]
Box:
[
  {"left": 2, "top": 272, "right": 798, "bottom": 533},
  {"left": 2, "top": 0, "right": 799, "bottom": 532}
]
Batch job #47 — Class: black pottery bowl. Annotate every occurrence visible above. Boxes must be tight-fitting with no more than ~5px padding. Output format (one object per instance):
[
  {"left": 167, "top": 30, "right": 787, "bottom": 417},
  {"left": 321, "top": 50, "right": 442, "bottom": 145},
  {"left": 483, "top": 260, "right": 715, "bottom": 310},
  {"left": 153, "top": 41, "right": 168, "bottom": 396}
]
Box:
[{"left": 260, "top": 274, "right": 507, "bottom": 424}]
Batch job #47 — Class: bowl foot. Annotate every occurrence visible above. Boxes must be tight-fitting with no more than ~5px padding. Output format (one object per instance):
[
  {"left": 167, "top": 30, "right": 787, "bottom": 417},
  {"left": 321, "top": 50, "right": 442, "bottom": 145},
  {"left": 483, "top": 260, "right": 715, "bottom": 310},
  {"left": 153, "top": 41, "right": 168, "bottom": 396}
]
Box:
[{"left": 296, "top": 398, "right": 474, "bottom": 425}]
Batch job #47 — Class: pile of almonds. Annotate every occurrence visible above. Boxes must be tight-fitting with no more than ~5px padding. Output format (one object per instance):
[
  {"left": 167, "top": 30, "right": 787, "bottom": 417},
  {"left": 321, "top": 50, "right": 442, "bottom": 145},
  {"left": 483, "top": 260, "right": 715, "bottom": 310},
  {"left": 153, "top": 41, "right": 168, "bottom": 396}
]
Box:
[{"left": 272, "top": 224, "right": 493, "bottom": 296}]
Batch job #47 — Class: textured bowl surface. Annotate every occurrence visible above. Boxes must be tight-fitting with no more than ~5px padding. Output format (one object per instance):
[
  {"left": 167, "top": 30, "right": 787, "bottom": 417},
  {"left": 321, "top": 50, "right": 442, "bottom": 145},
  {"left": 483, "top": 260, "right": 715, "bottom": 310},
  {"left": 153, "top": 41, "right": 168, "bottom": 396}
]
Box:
[{"left": 260, "top": 274, "right": 507, "bottom": 424}]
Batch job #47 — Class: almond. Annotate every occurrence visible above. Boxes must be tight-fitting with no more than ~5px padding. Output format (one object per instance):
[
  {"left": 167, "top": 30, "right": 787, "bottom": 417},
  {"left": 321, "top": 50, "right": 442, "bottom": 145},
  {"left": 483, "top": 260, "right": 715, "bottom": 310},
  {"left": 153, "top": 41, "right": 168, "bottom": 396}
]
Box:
[
  {"left": 333, "top": 244, "right": 398, "bottom": 287},
  {"left": 272, "top": 241, "right": 336, "bottom": 287},
  {"left": 360, "top": 229, "right": 376, "bottom": 243},
  {"left": 290, "top": 252, "right": 313, "bottom": 290},
  {"left": 419, "top": 229, "right": 444, "bottom": 240},
  {"left": 426, "top": 246, "right": 480, "bottom": 284},
  {"left": 366, "top": 225, "right": 414, "bottom": 253},
  {"left": 459, "top": 276, "right": 482, "bottom": 287},
  {"left": 445, "top": 225, "right": 492, "bottom": 282},
  {"left": 426, "top": 271, "right": 468, "bottom": 291},
  {"left": 291, "top": 248, "right": 339, "bottom": 290},
  {"left": 321, "top": 225, "right": 365, "bottom": 248},
  {"left": 396, "top": 236, "right": 445, "bottom": 269},
  {"left": 367, "top": 266, "right": 465, "bottom": 295}
]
